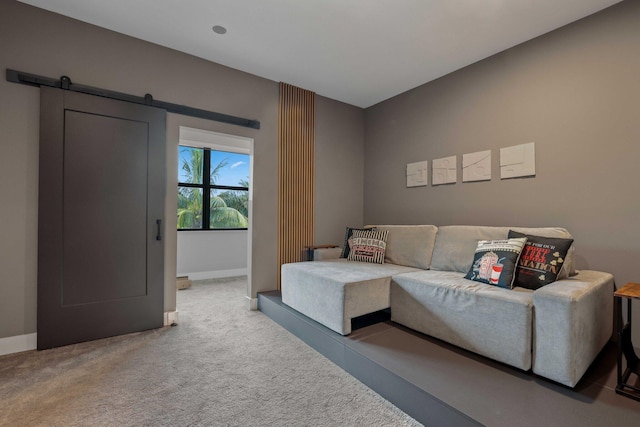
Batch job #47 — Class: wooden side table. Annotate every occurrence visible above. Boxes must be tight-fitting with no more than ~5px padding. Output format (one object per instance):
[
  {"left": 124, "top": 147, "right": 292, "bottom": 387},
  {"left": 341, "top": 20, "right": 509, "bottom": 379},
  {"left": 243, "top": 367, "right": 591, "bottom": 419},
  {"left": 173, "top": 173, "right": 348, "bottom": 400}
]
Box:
[
  {"left": 304, "top": 244, "right": 339, "bottom": 261},
  {"left": 614, "top": 282, "right": 640, "bottom": 401}
]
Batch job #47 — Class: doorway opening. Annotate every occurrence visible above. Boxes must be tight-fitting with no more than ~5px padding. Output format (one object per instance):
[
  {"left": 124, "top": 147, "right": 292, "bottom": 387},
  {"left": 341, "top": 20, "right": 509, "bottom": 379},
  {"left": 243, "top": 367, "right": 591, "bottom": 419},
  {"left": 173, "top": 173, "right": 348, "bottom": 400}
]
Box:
[{"left": 175, "top": 126, "right": 254, "bottom": 308}]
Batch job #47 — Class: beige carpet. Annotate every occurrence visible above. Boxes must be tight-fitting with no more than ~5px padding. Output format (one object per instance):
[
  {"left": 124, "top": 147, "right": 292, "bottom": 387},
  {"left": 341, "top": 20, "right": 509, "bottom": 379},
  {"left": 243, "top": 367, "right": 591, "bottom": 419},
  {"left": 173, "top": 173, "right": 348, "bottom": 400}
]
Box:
[{"left": 0, "top": 277, "right": 421, "bottom": 426}]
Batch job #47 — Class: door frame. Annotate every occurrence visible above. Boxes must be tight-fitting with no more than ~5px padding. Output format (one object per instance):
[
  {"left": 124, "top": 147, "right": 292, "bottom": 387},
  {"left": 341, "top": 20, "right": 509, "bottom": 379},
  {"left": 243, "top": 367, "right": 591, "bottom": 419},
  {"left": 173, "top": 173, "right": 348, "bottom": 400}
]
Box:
[{"left": 165, "top": 114, "right": 256, "bottom": 316}]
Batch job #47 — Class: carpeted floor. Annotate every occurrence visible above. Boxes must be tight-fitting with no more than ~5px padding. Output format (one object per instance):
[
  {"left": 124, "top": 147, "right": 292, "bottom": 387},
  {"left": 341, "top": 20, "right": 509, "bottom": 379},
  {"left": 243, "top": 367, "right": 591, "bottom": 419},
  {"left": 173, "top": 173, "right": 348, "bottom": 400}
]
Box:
[{"left": 0, "top": 277, "right": 421, "bottom": 426}]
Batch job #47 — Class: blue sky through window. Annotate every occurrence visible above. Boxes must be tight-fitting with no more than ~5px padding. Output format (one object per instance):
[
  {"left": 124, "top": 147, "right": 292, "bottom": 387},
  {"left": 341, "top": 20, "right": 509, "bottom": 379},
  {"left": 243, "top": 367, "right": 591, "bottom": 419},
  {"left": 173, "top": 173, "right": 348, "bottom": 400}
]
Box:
[
  {"left": 210, "top": 150, "right": 249, "bottom": 187},
  {"left": 178, "top": 147, "right": 249, "bottom": 187}
]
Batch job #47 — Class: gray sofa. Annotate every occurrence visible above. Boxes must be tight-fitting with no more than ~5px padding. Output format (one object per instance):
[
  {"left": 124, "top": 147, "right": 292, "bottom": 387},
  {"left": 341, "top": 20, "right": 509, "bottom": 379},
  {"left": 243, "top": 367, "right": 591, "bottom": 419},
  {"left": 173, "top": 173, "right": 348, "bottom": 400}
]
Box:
[{"left": 281, "top": 225, "right": 614, "bottom": 388}]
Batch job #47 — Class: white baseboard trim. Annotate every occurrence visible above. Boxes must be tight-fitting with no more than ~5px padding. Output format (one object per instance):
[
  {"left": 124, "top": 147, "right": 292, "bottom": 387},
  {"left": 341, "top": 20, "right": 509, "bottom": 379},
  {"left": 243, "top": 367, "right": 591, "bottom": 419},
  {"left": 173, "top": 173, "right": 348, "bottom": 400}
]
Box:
[
  {"left": 164, "top": 311, "right": 179, "bottom": 326},
  {"left": 246, "top": 296, "right": 258, "bottom": 311},
  {"left": 0, "top": 333, "right": 37, "bottom": 356},
  {"left": 179, "top": 268, "right": 247, "bottom": 281}
]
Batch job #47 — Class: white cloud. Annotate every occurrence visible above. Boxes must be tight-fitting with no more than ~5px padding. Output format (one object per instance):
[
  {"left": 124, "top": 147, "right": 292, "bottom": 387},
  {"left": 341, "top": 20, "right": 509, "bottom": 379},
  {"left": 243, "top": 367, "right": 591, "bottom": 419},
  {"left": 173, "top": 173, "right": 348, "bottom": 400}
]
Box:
[{"left": 231, "top": 161, "right": 246, "bottom": 169}]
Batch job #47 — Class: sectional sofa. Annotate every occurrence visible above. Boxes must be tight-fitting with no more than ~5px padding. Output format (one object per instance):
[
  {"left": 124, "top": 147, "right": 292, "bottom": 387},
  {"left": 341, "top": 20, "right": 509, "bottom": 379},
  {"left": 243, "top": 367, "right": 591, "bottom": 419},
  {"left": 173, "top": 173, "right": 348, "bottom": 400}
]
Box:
[{"left": 281, "top": 225, "right": 614, "bottom": 387}]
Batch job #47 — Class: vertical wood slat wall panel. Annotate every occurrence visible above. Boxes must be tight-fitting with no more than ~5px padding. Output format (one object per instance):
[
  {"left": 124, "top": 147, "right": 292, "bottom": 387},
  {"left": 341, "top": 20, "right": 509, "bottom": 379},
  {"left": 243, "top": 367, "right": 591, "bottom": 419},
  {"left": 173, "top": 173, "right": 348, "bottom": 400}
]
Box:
[{"left": 278, "top": 83, "right": 315, "bottom": 288}]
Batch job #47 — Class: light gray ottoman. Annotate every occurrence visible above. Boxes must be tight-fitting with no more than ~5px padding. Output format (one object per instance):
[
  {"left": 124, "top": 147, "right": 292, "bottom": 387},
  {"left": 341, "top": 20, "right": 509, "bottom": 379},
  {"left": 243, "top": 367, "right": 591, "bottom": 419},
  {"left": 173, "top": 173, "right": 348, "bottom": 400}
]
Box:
[{"left": 281, "top": 259, "right": 419, "bottom": 335}]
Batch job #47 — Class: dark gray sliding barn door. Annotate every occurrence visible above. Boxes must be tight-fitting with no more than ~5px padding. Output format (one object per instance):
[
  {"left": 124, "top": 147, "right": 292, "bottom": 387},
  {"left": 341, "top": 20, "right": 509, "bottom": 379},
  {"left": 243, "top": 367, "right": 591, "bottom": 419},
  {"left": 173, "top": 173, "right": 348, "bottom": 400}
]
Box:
[{"left": 37, "top": 87, "right": 166, "bottom": 350}]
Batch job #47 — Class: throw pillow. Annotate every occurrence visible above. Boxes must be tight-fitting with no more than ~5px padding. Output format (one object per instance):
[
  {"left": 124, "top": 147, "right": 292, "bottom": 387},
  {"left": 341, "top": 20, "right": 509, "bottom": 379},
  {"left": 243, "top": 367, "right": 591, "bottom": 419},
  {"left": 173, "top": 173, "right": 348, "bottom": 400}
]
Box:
[
  {"left": 464, "top": 237, "right": 528, "bottom": 289},
  {"left": 508, "top": 230, "right": 574, "bottom": 290},
  {"left": 340, "top": 226, "right": 375, "bottom": 258},
  {"left": 346, "top": 229, "right": 389, "bottom": 264}
]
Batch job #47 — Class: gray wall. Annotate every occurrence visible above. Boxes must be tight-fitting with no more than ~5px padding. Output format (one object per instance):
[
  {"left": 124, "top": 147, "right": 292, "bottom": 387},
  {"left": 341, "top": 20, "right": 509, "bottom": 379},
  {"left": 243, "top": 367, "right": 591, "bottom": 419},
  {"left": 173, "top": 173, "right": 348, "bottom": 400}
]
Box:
[
  {"left": 364, "top": 1, "right": 640, "bottom": 337},
  {"left": 0, "top": 0, "right": 364, "bottom": 340},
  {"left": 315, "top": 96, "right": 365, "bottom": 246},
  {"left": 177, "top": 231, "right": 248, "bottom": 278}
]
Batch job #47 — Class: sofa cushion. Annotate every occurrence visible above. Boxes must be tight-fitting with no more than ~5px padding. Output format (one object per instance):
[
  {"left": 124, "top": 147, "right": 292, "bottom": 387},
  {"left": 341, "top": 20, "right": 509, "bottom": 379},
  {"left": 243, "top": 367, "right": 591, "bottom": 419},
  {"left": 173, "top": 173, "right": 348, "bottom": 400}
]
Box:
[
  {"left": 347, "top": 229, "right": 389, "bottom": 264},
  {"left": 431, "top": 225, "right": 576, "bottom": 276},
  {"left": 508, "top": 230, "right": 574, "bottom": 289},
  {"left": 431, "top": 226, "right": 514, "bottom": 273},
  {"left": 391, "top": 270, "right": 534, "bottom": 370},
  {"left": 372, "top": 225, "right": 438, "bottom": 269},
  {"left": 464, "top": 237, "right": 527, "bottom": 289}
]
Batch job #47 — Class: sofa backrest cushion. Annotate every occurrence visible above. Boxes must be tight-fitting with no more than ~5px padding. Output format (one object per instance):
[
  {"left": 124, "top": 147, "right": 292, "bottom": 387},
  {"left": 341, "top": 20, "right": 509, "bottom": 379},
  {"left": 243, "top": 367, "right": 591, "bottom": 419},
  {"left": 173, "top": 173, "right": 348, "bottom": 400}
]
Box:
[
  {"left": 371, "top": 225, "right": 438, "bottom": 270},
  {"left": 431, "top": 225, "right": 576, "bottom": 277}
]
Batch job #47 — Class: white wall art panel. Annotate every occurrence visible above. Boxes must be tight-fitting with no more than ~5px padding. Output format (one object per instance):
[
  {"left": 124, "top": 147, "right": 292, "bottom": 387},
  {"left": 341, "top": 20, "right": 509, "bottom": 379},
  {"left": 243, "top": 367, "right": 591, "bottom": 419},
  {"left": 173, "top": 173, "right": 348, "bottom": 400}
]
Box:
[
  {"left": 500, "top": 142, "right": 536, "bottom": 179},
  {"left": 462, "top": 150, "right": 491, "bottom": 182},
  {"left": 432, "top": 156, "right": 457, "bottom": 185},
  {"left": 406, "top": 160, "right": 429, "bottom": 187}
]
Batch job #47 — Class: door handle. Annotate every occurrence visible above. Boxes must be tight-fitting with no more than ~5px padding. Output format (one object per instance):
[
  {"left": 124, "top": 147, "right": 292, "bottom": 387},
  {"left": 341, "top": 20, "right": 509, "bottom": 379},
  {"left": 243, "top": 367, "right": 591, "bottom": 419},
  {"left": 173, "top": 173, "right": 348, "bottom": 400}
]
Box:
[{"left": 156, "top": 219, "right": 162, "bottom": 241}]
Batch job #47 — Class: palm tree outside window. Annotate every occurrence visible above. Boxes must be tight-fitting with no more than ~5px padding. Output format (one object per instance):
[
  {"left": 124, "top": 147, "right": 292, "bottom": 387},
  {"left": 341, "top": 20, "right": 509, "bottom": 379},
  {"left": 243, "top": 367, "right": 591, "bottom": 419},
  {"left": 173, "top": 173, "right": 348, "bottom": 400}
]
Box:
[{"left": 177, "top": 146, "right": 249, "bottom": 230}]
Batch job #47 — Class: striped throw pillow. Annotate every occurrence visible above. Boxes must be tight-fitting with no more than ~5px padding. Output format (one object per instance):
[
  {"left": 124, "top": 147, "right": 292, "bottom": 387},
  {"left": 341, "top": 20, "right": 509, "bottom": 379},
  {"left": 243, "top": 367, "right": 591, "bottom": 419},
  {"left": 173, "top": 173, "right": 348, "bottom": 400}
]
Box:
[
  {"left": 340, "top": 226, "right": 376, "bottom": 258},
  {"left": 347, "top": 229, "right": 389, "bottom": 264}
]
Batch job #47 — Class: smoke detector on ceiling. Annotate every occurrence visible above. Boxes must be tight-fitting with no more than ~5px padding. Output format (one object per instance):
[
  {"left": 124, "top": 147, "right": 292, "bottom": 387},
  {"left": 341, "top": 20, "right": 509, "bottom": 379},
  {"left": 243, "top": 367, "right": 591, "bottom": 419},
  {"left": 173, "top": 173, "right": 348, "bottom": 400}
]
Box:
[{"left": 212, "top": 25, "right": 227, "bottom": 35}]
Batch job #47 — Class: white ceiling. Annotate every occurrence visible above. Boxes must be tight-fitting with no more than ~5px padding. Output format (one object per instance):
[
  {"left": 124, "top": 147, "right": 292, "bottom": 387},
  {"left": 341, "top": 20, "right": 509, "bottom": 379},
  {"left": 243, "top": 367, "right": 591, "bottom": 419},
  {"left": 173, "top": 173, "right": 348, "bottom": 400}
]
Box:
[{"left": 19, "top": 0, "right": 621, "bottom": 108}]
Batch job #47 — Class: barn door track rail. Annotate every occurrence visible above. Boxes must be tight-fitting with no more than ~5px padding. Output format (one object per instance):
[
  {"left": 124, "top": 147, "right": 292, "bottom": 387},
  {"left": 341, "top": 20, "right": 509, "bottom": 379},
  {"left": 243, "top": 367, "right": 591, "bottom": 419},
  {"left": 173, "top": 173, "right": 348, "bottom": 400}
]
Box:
[{"left": 6, "top": 69, "right": 260, "bottom": 130}]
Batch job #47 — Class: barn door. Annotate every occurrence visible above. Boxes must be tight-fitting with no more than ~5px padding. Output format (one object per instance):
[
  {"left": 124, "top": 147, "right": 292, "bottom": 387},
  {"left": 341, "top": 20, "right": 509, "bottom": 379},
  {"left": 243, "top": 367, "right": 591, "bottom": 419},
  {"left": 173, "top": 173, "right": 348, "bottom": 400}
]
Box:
[{"left": 37, "top": 87, "right": 166, "bottom": 349}]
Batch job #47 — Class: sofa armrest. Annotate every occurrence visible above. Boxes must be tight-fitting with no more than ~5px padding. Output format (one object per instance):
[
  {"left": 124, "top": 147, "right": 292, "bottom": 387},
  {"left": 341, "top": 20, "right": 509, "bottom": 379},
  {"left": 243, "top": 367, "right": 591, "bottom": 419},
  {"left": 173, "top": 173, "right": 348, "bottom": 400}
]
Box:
[
  {"left": 532, "top": 270, "right": 614, "bottom": 387},
  {"left": 313, "top": 247, "right": 342, "bottom": 260}
]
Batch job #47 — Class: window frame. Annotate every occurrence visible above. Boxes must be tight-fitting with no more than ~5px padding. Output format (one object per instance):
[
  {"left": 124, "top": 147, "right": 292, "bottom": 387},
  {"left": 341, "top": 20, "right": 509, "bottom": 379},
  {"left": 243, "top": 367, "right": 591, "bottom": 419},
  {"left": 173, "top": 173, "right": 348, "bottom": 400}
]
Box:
[{"left": 177, "top": 146, "right": 249, "bottom": 231}]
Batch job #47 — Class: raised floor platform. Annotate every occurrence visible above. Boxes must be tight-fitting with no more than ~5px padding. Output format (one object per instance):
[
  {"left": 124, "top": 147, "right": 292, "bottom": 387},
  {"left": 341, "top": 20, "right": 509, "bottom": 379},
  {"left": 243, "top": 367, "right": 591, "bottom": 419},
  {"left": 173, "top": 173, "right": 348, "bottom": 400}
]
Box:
[{"left": 258, "top": 290, "right": 640, "bottom": 427}]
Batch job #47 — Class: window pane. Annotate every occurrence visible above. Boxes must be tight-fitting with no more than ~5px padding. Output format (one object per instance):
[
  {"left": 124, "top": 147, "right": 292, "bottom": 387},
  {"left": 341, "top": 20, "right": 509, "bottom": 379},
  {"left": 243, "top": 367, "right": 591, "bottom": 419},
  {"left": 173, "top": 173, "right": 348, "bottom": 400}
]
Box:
[
  {"left": 210, "top": 150, "right": 249, "bottom": 187},
  {"left": 210, "top": 189, "right": 249, "bottom": 229},
  {"left": 178, "top": 146, "right": 204, "bottom": 184},
  {"left": 177, "top": 187, "right": 203, "bottom": 229}
]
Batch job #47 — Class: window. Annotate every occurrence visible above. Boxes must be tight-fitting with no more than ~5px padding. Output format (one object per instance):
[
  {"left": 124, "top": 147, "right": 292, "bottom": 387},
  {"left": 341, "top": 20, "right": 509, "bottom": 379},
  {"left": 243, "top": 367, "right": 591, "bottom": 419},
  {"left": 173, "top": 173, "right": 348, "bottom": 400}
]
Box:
[{"left": 178, "top": 146, "right": 249, "bottom": 230}]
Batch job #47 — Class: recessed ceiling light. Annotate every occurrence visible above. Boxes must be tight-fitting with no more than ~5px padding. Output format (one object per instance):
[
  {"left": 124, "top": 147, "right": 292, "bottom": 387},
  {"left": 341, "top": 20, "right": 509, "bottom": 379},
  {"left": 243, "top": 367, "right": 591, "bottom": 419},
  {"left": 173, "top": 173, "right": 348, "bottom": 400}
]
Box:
[{"left": 212, "top": 25, "right": 227, "bottom": 35}]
